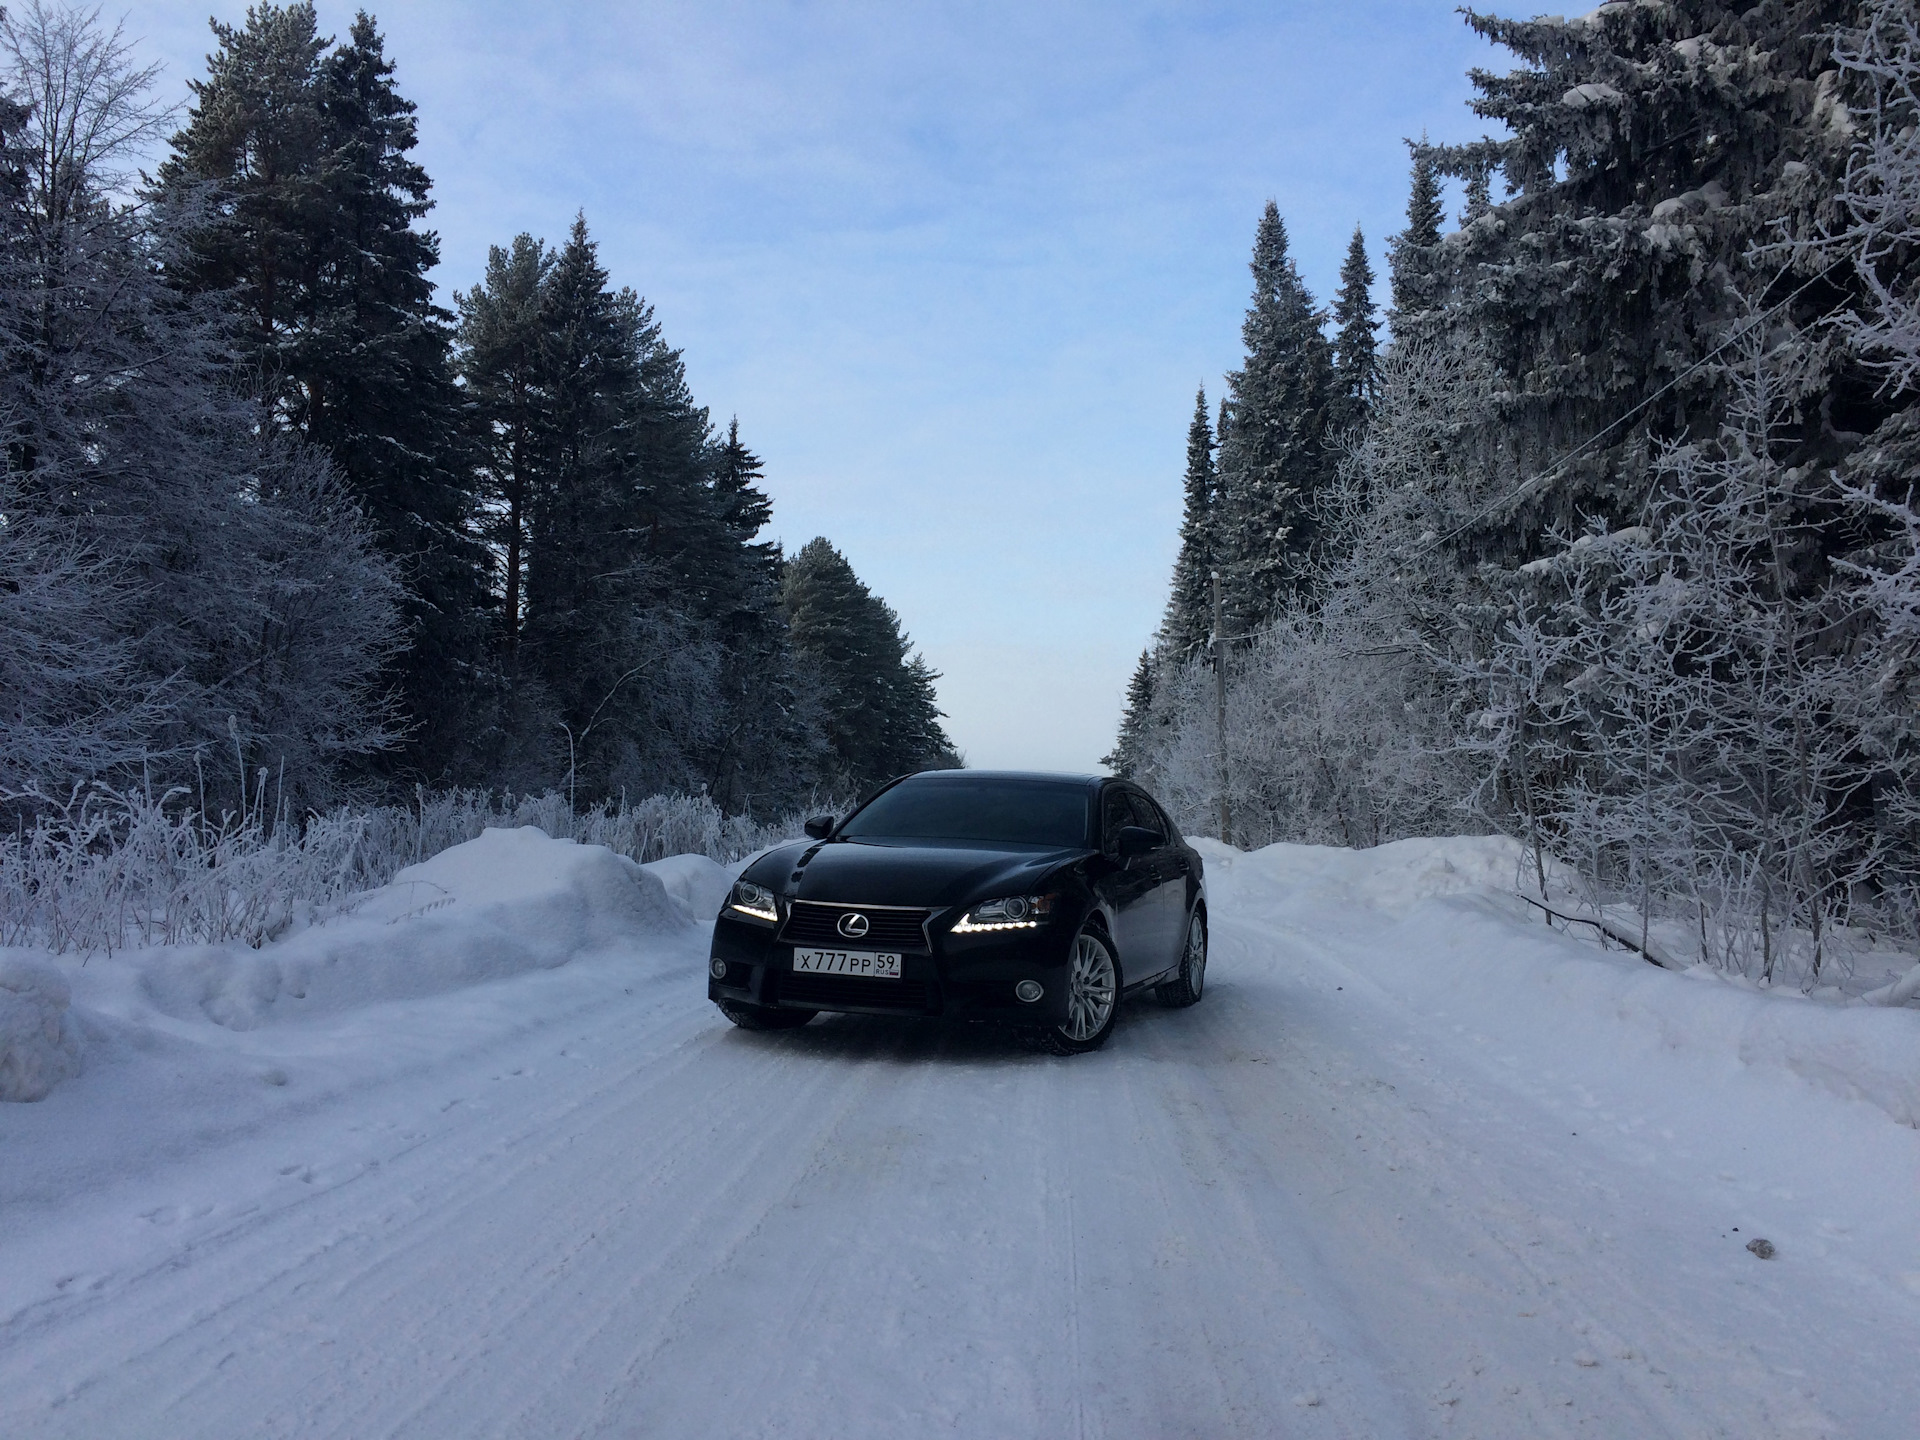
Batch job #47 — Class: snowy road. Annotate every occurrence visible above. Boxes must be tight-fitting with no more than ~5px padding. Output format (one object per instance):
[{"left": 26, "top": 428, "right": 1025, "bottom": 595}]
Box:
[{"left": 3, "top": 842, "right": 1917, "bottom": 1438}]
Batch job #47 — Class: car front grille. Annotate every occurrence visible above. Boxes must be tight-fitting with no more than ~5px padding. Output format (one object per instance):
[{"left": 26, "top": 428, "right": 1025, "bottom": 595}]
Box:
[
  {"left": 774, "top": 972, "right": 934, "bottom": 1013},
  {"left": 780, "top": 902, "right": 932, "bottom": 950}
]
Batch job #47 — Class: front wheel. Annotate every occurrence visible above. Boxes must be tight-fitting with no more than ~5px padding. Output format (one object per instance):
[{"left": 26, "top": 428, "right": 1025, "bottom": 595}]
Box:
[
  {"left": 1037, "top": 929, "right": 1120, "bottom": 1055},
  {"left": 1156, "top": 911, "right": 1207, "bottom": 1007},
  {"left": 717, "top": 1000, "right": 816, "bottom": 1031}
]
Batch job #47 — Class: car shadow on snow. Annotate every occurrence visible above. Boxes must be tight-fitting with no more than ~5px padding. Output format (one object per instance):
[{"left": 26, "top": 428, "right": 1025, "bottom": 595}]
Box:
[{"left": 711, "top": 993, "right": 1202, "bottom": 1067}]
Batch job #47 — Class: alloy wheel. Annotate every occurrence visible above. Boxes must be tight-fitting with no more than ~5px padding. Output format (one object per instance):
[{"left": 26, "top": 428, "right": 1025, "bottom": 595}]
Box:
[{"left": 1063, "top": 932, "right": 1118, "bottom": 1041}]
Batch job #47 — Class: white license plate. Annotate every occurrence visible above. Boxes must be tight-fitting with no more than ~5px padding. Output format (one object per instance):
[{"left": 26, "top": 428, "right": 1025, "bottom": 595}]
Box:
[{"left": 792, "top": 947, "right": 902, "bottom": 979}]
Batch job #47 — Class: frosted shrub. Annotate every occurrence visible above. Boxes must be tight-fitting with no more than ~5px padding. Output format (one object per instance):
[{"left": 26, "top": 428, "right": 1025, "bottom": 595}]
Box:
[{"left": 0, "top": 786, "right": 817, "bottom": 955}]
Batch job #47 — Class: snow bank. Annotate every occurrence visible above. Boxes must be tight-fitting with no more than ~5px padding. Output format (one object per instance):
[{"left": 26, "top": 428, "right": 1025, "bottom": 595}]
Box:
[
  {"left": 1200, "top": 835, "right": 1920, "bottom": 1129},
  {"left": 0, "top": 955, "right": 83, "bottom": 1102},
  {"left": 643, "top": 853, "right": 735, "bottom": 923},
  {"left": 137, "top": 827, "right": 686, "bottom": 1030}
]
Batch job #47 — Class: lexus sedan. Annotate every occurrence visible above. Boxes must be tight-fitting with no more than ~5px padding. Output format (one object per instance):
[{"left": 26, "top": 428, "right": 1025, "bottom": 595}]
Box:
[{"left": 707, "top": 770, "right": 1207, "bottom": 1054}]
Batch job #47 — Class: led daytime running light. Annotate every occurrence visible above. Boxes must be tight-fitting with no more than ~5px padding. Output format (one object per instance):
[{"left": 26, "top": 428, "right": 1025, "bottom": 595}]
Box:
[
  {"left": 727, "top": 880, "right": 778, "bottom": 923},
  {"left": 953, "top": 893, "right": 1054, "bottom": 933}
]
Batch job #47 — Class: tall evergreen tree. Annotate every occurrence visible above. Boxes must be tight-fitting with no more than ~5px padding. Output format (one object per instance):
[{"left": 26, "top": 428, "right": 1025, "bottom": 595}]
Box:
[
  {"left": 1413, "top": 3, "right": 1868, "bottom": 569},
  {"left": 515, "top": 214, "right": 720, "bottom": 801},
  {"left": 1214, "top": 202, "right": 1333, "bottom": 630},
  {"left": 1331, "top": 225, "right": 1378, "bottom": 435},
  {"left": 160, "top": 4, "right": 490, "bottom": 784},
  {"left": 456, "top": 233, "right": 552, "bottom": 659},
  {"left": 781, "top": 537, "right": 956, "bottom": 793},
  {"left": 1162, "top": 388, "right": 1217, "bottom": 661},
  {"left": 1101, "top": 649, "right": 1158, "bottom": 779},
  {"left": 702, "top": 420, "right": 833, "bottom": 812},
  {"left": 1388, "top": 138, "right": 1446, "bottom": 324}
]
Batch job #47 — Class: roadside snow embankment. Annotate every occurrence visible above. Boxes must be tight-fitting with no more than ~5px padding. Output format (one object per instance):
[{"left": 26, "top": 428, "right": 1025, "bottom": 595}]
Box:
[
  {"left": 0, "top": 956, "right": 83, "bottom": 1102},
  {"left": 2, "top": 828, "right": 730, "bottom": 1115},
  {"left": 132, "top": 826, "right": 695, "bottom": 1030},
  {"left": 1196, "top": 835, "right": 1920, "bottom": 1129}
]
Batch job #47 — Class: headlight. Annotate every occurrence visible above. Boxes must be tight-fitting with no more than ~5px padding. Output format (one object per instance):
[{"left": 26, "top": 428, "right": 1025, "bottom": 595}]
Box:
[
  {"left": 952, "top": 893, "right": 1054, "bottom": 933},
  {"left": 727, "top": 879, "right": 779, "bottom": 923}
]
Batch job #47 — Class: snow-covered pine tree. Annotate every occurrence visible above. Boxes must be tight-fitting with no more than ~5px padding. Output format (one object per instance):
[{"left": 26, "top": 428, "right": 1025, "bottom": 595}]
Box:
[
  {"left": 1215, "top": 202, "right": 1333, "bottom": 632},
  {"left": 1386, "top": 138, "right": 1445, "bottom": 326},
  {"left": 0, "top": 2, "right": 402, "bottom": 809},
  {"left": 1102, "top": 650, "right": 1158, "bottom": 779},
  {"left": 1423, "top": 1, "right": 1862, "bottom": 568},
  {"left": 702, "top": 420, "right": 835, "bottom": 813},
  {"left": 1161, "top": 388, "right": 1218, "bottom": 663},
  {"left": 780, "top": 538, "right": 957, "bottom": 794},
  {"left": 456, "top": 234, "right": 553, "bottom": 661},
  {"left": 1330, "top": 226, "right": 1378, "bottom": 436},
  {"left": 518, "top": 214, "right": 720, "bottom": 804},
  {"left": 160, "top": 4, "right": 491, "bottom": 784}
]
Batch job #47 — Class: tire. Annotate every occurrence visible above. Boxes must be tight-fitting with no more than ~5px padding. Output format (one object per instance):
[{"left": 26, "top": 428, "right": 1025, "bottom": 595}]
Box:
[
  {"left": 1156, "top": 910, "right": 1207, "bottom": 1007},
  {"left": 717, "top": 999, "right": 816, "bottom": 1031},
  {"left": 1037, "top": 928, "right": 1120, "bottom": 1055}
]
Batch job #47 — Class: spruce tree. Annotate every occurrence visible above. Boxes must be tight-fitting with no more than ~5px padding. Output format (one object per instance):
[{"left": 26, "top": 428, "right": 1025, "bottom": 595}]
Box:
[
  {"left": 1214, "top": 202, "right": 1333, "bottom": 631},
  {"left": 456, "top": 233, "right": 552, "bottom": 659},
  {"left": 1101, "top": 650, "right": 1157, "bottom": 779},
  {"left": 1421, "top": 2, "right": 1863, "bottom": 566},
  {"left": 1331, "top": 226, "right": 1378, "bottom": 435},
  {"left": 160, "top": 5, "right": 491, "bottom": 784},
  {"left": 1387, "top": 138, "right": 1445, "bottom": 324},
  {"left": 781, "top": 537, "right": 956, "bottom": 792},
  {"left": 1162, "top": 388, "right": 1218, "bottom": 662}
]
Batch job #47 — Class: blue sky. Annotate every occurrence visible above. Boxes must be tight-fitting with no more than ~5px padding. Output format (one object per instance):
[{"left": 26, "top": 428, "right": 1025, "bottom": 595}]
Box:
[{"left": 132, "top": 1, "right": 1502, "bottom": 771}]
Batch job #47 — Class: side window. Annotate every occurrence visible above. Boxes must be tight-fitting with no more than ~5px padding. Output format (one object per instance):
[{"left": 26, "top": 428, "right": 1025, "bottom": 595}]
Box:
[
  {"left": 1138, "top": 795, "right": 1178, "bottom": 842},
  {"left": 1101, "top": 789, "right": 1133, "bottom": 849},
  {"left": 1123, "top": 791, "right": 1166, "bottom": 842}
]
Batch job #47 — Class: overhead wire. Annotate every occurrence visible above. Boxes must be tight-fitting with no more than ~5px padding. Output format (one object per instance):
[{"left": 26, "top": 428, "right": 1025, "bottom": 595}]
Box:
[{"left": 1412, "top": 258, "right": 1847, "bottom": 559}]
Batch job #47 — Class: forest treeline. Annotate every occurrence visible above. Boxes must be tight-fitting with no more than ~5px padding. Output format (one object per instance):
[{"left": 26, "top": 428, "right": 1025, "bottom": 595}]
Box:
[
  {"left": 1113, "top": 0, "right": 1920, "bottom": 990},
  {"left": 1, "top": 1, "right": 956, "bottom": 823}
]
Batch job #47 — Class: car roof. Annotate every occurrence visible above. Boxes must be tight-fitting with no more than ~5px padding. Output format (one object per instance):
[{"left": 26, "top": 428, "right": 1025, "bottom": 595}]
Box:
[{"left": 903, "top": 768, "right": 1105, "bottom": 789}]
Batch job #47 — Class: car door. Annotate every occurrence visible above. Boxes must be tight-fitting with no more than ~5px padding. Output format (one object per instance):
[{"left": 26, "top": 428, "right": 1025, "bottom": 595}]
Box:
[
  {"left": 1098, "top": 785, "right": 1159, "bottom": 979},
  {"left": 1122, "top": 790, "right": 1186, "bottom": 980}
]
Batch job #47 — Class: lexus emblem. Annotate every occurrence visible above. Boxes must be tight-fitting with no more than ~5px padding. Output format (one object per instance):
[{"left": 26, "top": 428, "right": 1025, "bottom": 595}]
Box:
[{"left": 837, "top": 912, "right": 871, "bottom": 939}]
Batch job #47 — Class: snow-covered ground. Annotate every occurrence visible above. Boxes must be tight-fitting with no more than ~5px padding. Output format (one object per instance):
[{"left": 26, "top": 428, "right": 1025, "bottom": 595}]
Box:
[{"left": 2, "top": 828, "right": 1916, "bottom": 1438}]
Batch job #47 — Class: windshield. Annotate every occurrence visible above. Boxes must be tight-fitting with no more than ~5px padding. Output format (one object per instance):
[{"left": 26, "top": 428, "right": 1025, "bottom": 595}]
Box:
[{"left": 838, "top": 779, "right": 1091, "bottom": 849}]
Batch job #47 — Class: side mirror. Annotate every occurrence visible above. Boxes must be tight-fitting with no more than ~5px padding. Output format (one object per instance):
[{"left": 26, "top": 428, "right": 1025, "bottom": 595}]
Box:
[
  {"left": 1115, "top": 825, "right": 1161, "bottom": 860},
  {"left": 803, "top": 814, "right": 835, "bottom": 840}
]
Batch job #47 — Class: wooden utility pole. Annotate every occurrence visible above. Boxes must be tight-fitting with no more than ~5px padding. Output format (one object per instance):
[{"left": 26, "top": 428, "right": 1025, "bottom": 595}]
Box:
[{"left": 1212, "top": 570, "right": 1231, "bottom": 847}]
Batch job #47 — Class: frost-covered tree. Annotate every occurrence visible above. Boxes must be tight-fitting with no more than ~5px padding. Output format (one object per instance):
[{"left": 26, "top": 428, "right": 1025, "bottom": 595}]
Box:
[
  {"left": 1135, "top": 337, "right": 1494, "bottom": 846},
  {"left": 781, "top": 537, "right": 956, "bottom": 793},
  {"left": 159, "top": 4, "right": 491, "bottom": 784},
  {"left": 1457, "top": 331, "right": 1898, "bottom": 984},
  {"left": 1214, "top": 202, "right": 1333, "bottom": 629},
  {"left": 1102, "top": 650, "right": 1158, "bottom": 779},
  {"left": 1161, "top": 388, "right": 1217, "bottom": 662},
  {"left": 1387, "top": 138, "right": 1445, "bottom": 328},
  {"left": 1420, "top": 1, "right": 1862, "bottom": 568},
  {"left": 456, "top": 232, "right": 552, "bottom": 660},
  {"left": 1330, "top": 226, "right": 1378, "bottom": 436},
  {"left": 0, "top": 2, "right": 401, "bottom": 809}
]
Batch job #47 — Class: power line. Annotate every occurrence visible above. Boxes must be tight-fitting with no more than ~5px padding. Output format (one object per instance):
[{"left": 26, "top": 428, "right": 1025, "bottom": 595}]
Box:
[{"left": 1415, "top": 257, "right": 1846, "bottom": 557}]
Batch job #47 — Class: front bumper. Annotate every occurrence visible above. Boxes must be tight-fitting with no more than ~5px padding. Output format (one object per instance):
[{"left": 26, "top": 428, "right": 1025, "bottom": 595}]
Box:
[{"left": 708, "top": 911, "right": 1075, "bottom": 1024}]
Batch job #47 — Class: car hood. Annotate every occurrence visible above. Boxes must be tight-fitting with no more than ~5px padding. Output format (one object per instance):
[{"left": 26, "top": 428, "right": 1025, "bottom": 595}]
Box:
[{"left": 749, "top": 838, "right": 1085, "bottom": 910}]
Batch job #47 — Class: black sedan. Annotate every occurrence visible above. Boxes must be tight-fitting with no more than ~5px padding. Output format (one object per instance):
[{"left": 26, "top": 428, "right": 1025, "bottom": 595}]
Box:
[{"left": 707, "top": 770, "right": 1207, "bottom": 1054}]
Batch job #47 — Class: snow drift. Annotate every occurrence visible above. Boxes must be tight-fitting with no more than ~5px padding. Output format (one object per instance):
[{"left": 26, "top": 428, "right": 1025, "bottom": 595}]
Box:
[
  {"left": 136, "top": 827, "right": 686, "bottom": 1031},
  {"left": 0, "top": 954, "right": 83, "bottom": 1102},
  {"left": 1197, "top": 836, "right": 1920, "bottom": 1129}
]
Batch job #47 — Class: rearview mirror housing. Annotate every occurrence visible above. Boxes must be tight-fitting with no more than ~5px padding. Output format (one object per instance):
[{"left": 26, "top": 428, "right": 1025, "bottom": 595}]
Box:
[
  {"left": 1114, "top": 825, "right": 1161, "bottom": 860},
  {"left": 803, "top": 814, "right": 835, "bottom": 840}
]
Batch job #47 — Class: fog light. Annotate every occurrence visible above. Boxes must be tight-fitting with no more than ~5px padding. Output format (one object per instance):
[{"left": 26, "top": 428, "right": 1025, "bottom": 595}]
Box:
[
  {"left": 710, "top": 958, "right": 728, "bottom": 979},
  {"left": 1014, "top": 979, "right": 1044, "bottom": 1003}
]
